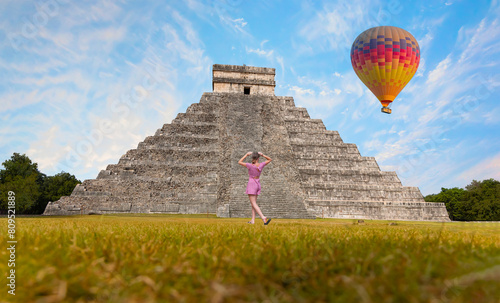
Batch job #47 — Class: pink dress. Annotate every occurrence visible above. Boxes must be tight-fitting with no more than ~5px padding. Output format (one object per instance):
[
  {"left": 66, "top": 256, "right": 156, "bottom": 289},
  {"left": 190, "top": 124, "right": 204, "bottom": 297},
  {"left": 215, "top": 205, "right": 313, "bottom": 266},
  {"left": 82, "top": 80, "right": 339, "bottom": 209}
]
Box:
[{"left": 245, "top": 162, "right": 268, "bottom": 195}]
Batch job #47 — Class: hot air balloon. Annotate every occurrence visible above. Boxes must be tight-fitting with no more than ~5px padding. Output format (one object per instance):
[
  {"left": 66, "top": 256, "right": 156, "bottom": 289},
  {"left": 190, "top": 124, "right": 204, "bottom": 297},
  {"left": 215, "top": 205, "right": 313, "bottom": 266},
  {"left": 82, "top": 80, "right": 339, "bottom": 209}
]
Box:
[{"left": 350, "top": 26, "right": 420, "bottom": 114}]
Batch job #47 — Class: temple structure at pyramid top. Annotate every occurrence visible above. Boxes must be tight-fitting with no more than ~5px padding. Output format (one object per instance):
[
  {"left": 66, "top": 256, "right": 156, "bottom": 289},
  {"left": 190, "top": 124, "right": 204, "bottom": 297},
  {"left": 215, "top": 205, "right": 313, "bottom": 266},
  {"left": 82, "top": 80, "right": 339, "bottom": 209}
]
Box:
[
  {"left": 212, "top": 64, "right": 276, "bottom": 95},
  {"left": 44, "top": 64, "right": 450, "bottom": 221}
]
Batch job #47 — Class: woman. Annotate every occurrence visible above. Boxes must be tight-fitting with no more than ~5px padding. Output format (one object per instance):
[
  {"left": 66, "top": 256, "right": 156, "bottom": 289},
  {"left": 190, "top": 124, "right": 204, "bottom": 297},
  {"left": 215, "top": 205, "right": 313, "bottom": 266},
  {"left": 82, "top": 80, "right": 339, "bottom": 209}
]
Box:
[{"left": 238, "top": 151, "right": 272, "bottom": 225}]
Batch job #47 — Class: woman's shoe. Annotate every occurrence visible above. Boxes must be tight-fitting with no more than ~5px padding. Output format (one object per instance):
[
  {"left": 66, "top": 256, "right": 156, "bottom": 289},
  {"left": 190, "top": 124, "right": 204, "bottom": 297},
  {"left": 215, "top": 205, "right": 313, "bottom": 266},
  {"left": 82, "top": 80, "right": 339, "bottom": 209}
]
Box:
[
  {"left": 264, "top": 218, "right": 272, "bottom": 225},
  {"left": 247, "top": 221, "right": 254, "bottom": 224}
]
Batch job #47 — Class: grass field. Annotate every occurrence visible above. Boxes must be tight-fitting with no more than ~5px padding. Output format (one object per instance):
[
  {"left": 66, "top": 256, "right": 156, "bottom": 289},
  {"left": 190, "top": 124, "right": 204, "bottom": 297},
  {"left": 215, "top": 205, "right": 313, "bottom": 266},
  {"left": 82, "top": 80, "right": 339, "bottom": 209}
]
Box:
[{"left": 1, "top": 214, "right": 499, "bottom": 303}]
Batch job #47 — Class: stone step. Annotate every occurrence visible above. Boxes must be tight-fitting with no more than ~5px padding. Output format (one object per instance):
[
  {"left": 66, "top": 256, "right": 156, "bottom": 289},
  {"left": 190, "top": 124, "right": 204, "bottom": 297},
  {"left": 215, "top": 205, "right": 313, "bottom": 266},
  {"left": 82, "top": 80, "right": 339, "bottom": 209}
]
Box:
[
  {"left": 46, "top": 195, "right": 217, "bottom": 215},
  {"left": 103, "top": 162, "right": 218, "bottom": 180},
  {"left": 288, "top": 128, "right": 342, "bottom": 136},
  {"left": 298, "top": 167, "right": 380, "bottom": 174},
  {"left": 120, "top": 149, "right": 220, "bottom": 163},
  {"left": 297, "top": 160, "right": 380, "bottom": 171},
  {"left": 305, "top": 199, "right": 450, "bottom": 221},
  {"left": 290, "top": 144, "right": 366, "bottom": 155},
  {"left": 291, "top": 146, "right": 363, "bottom": 157},
  {"left": 303, "top": 185, "right": 423, "bottom": 201},
  {"left": 139, "top": 134, "right": 218, "bottom": 149},
  {"left": 299, "top": 172, "right": 401, "bottom": 184},
  {"left": 293, "top": 153, "right": 375, "bottom": 161},
  {"left": 306, "top": 199, "right": 434, "bottom": 207},
  {"left": 138, "top": 142, "right": 219, "bottom": 151},
  {"left": 296, "top": 157, "right": 378, "bottom": 165},
  {"left": 301, "top": 182, "right": 421, "bottom": 191},
  {"left": 185, "top": 99, "right": 220, "bottom": 114},
  {"left": 79, "top": 176, "right": 217, "bottom": 190},
  {"left": 172, "top": 112, "right": 218, "bottom": 124},
  {"left": 127, "top": 145, "right": 219, "bottom": 153},
  {"left": 283, "top": 107, "right": 311, "bottom": 119},
  {"left": 97, "top": 167, "right": 218, "bottom": 183},
  {"left": 73, "top": 189, "right": 218, "bottom": 201},
  {"left": 290, "top": 141, "right": 360, "bottom": 150},
  {"left": 274, "top": 96, "right": 296, "bottom": 108},
  {"left": 284, "top": 119, "right": 326, "bottom": 132},
  {"left": 288, "top": 131, "right": 344, "bottom": 144},
  {"left": 155, "top": 122, "right": 219, "bottom": 137}
]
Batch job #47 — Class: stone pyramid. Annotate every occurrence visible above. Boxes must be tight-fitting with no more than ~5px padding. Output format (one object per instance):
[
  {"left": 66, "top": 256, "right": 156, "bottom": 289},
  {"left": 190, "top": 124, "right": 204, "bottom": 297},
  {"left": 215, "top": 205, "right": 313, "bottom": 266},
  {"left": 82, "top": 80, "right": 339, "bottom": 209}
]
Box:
[{"left": 44, "top": 64, "right": 450, "bottom": 221}]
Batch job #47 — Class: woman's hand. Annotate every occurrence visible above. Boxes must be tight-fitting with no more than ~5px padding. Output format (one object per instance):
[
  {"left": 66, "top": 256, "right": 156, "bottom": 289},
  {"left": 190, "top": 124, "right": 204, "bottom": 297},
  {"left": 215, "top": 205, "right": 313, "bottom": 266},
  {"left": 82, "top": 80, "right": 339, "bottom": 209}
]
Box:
[
  {"left": 260, "top": 153, "right": 272, "bottom": 164},
  {"left": 239, "top": 152, "right": 252, "bottom": 167},
  {"left": 258, "top": 152, "right": 263, "bottom": 156}
]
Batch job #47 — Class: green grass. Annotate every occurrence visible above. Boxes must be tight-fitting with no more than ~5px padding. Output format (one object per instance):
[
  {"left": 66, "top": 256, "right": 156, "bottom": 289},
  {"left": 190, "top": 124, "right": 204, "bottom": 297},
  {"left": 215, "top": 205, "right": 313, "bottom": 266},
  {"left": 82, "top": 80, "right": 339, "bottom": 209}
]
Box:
[{"left": 1, "top": 215, "right": 499, "bottom": 302}]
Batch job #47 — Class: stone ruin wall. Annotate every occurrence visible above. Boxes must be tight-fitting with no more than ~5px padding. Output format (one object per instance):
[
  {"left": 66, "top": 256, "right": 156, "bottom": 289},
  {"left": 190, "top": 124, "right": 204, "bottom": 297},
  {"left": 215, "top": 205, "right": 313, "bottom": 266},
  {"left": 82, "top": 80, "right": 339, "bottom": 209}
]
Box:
[
  {"left": 43, "top": 64, "right": 450, "bottom": 221},
  {"left": 212, "top": 64, "right": 275, "bottom": 95},
  {"left": 213, "top": 83, "right": 274, "bottom": 95}
]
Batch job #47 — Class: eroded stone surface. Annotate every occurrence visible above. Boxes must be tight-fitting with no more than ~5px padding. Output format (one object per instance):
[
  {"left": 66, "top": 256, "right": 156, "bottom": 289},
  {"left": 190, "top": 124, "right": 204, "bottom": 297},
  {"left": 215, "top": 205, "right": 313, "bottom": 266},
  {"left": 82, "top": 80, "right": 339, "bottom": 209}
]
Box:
[{"left": 43, "top": 64, "right": 450, "bottom": 221}]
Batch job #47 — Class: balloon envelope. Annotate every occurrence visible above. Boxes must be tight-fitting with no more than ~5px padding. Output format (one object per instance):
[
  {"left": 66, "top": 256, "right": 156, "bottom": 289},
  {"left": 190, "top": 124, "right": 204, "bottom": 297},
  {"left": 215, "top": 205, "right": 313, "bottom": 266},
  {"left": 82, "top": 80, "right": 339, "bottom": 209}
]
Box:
[{"left": 350, "top": 26, "right": 420, "bottom": 112}]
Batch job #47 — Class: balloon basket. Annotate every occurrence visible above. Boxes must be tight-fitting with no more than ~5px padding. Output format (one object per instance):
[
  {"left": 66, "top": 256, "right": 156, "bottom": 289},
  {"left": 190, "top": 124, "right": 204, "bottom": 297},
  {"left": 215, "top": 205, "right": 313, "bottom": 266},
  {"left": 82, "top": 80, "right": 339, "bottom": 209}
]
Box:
[{"left": 381, "top": 107, "right": 392, "bottom": 114}]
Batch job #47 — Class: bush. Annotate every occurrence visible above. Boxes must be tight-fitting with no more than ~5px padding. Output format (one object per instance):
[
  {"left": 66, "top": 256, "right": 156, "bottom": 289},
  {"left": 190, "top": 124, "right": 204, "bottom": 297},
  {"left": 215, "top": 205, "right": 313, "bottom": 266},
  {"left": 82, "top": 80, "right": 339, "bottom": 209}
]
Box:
[
  {"left": 0, "top": 153, "right": 81, "bottom": 214},
  {"left": 425, "top": 179, "right": 500, "bottom": 221}
]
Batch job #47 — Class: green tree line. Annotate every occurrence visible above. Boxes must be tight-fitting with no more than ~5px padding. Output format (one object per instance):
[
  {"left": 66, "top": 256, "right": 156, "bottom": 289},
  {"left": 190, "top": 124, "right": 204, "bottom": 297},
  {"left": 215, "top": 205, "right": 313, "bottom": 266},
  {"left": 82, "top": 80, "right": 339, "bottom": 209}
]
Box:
[
  {"left": 425, "top": 179, "right": 500, "bottom": 221},
  {"left": 0, "top": 153, "right": 81, "bottom": 214}
]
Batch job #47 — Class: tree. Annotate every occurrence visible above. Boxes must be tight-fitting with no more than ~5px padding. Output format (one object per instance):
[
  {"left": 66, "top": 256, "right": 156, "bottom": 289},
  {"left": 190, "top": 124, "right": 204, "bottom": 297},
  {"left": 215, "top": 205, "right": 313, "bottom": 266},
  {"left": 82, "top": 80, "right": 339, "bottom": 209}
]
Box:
[
  {"left": 0, "top": 153, "right": 45, "bottom": 213},
  {"left": 0, "top": 153, "right": 45, "bottom": 183},
  {"left": 36, "top": 172, "right": 81, "bottom": 213},
  {"left": 462, "top": 179, "right": 500, "bottom": 221},
  {"left": 0, "top": 174, "right": 41, "bottom": 213},
  {"left": 425, "top": 179, "right": 500, "bottom": 221},
  {"left": 0, "top": 153, "right": 81, "bottom": 214},
  {"left": 425, "top": 187, "right": 466, "bottom": 220}
]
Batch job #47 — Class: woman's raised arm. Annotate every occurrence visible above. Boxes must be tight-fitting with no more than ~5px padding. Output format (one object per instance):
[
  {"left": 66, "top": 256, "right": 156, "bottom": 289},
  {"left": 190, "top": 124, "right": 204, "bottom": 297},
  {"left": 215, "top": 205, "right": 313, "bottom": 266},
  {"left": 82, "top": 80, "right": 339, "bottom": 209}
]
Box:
[
  {"left": 259, "top": 152, "right": 272, "bottom": 165},
  {"left": 238, "top": 152, "right": 252, "bottom": 167}
]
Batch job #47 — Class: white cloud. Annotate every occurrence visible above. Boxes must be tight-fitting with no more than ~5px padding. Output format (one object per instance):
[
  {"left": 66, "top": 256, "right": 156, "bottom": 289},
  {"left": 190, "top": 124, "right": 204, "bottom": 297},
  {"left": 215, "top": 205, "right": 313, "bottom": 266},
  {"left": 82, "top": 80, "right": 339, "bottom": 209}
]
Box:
[
  {"left": 458, "top": 19, "right": 500, "bottom": 65},
  {"left": 296, "top": 0, "right": 386, "bottom": 55},
  {"left": 426, "top": 55, "right": 452, "bottom": 84},
  {"left": 276, "top": 56, "right": 285, "bottom": 78},
  {"left": 219, "top": 14, "right": 250, "bottom": 35},
  {"left": 161, "top": 18, "right": 211, "bottom": 82},
  {"left": 26, "top": 125, "right": 66, "bottom": 172},
  {"left": 458, "top": 153, "right": 500, "bottom": 183},
  {"left": 77, "top": 26, "right": 127, "bottom": 52},
  {"left": 0, "top": 57, "right": 66, "bottom": 74},
  {"left": 246, "top": 46, "right": 274, "bottom": 58},
  {"left": 77, "top": 2, "right": 123, "bottom": 27},
  {"left": 289, "top": 86, "right": 314, "bottom": 96},
  {"left": 482, "top": 108, "right": 500, "bottom": 124},
  {"left": 284, "top": 71, "right": 369, "bottom": 122},
  {"left": 171, "top": 10, "right": 203, "bottom": 47},
  {"left": 232, "top": 18, "right": 247, "bottom": 28},
  {"left": 184, "top": 0, "right": 251, "bottom": 36},
  {"left": 11, "top": 70, "right": 94, "bottom": 91},
  {"left": 245, "top": 40, "right": 278, "bottom": 59}
]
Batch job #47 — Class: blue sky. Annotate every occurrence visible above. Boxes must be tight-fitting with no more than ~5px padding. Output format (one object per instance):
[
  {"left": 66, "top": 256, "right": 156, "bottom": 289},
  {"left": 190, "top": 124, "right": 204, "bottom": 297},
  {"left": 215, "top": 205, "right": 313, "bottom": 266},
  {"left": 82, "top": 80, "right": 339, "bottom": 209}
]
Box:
[{"left": 0, "top": 0, "right": 499, "bottom": 196}]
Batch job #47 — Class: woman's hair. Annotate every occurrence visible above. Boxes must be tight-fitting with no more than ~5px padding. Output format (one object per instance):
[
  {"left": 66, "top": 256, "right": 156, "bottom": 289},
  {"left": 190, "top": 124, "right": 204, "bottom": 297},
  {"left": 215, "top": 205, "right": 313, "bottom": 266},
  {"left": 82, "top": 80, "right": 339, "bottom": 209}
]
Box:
[{"left": 251, "top": 151, "right": 260, "bottom": 163}]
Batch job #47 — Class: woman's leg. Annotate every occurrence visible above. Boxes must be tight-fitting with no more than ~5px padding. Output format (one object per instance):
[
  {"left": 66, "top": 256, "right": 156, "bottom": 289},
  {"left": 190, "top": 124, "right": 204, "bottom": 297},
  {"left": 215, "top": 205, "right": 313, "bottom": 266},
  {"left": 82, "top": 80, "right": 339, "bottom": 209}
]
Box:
[
  {"left": 249, "top": 194, "right": 266, "bottom": 222},
  {"left": 248, "top": 195, "right": 256, "bottom": 223}
]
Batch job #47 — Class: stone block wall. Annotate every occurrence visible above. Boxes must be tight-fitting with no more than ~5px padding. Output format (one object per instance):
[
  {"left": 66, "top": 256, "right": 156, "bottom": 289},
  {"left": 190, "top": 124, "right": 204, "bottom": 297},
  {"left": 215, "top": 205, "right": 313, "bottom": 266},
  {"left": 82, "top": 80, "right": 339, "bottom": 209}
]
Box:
[
  {"left": 44, "top": 65, "right": 450, "bottom": 221},
  {"left": 212, "top": 64, "right": 275, "bottom": 95}
]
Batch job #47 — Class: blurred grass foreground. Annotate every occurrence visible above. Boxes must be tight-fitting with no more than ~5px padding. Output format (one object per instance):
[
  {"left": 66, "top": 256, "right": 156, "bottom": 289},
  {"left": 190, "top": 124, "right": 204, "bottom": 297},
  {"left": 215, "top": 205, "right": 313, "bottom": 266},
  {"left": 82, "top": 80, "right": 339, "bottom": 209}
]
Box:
[{"left": 1, "top": 214, "right": 499, "bottom": 302}]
